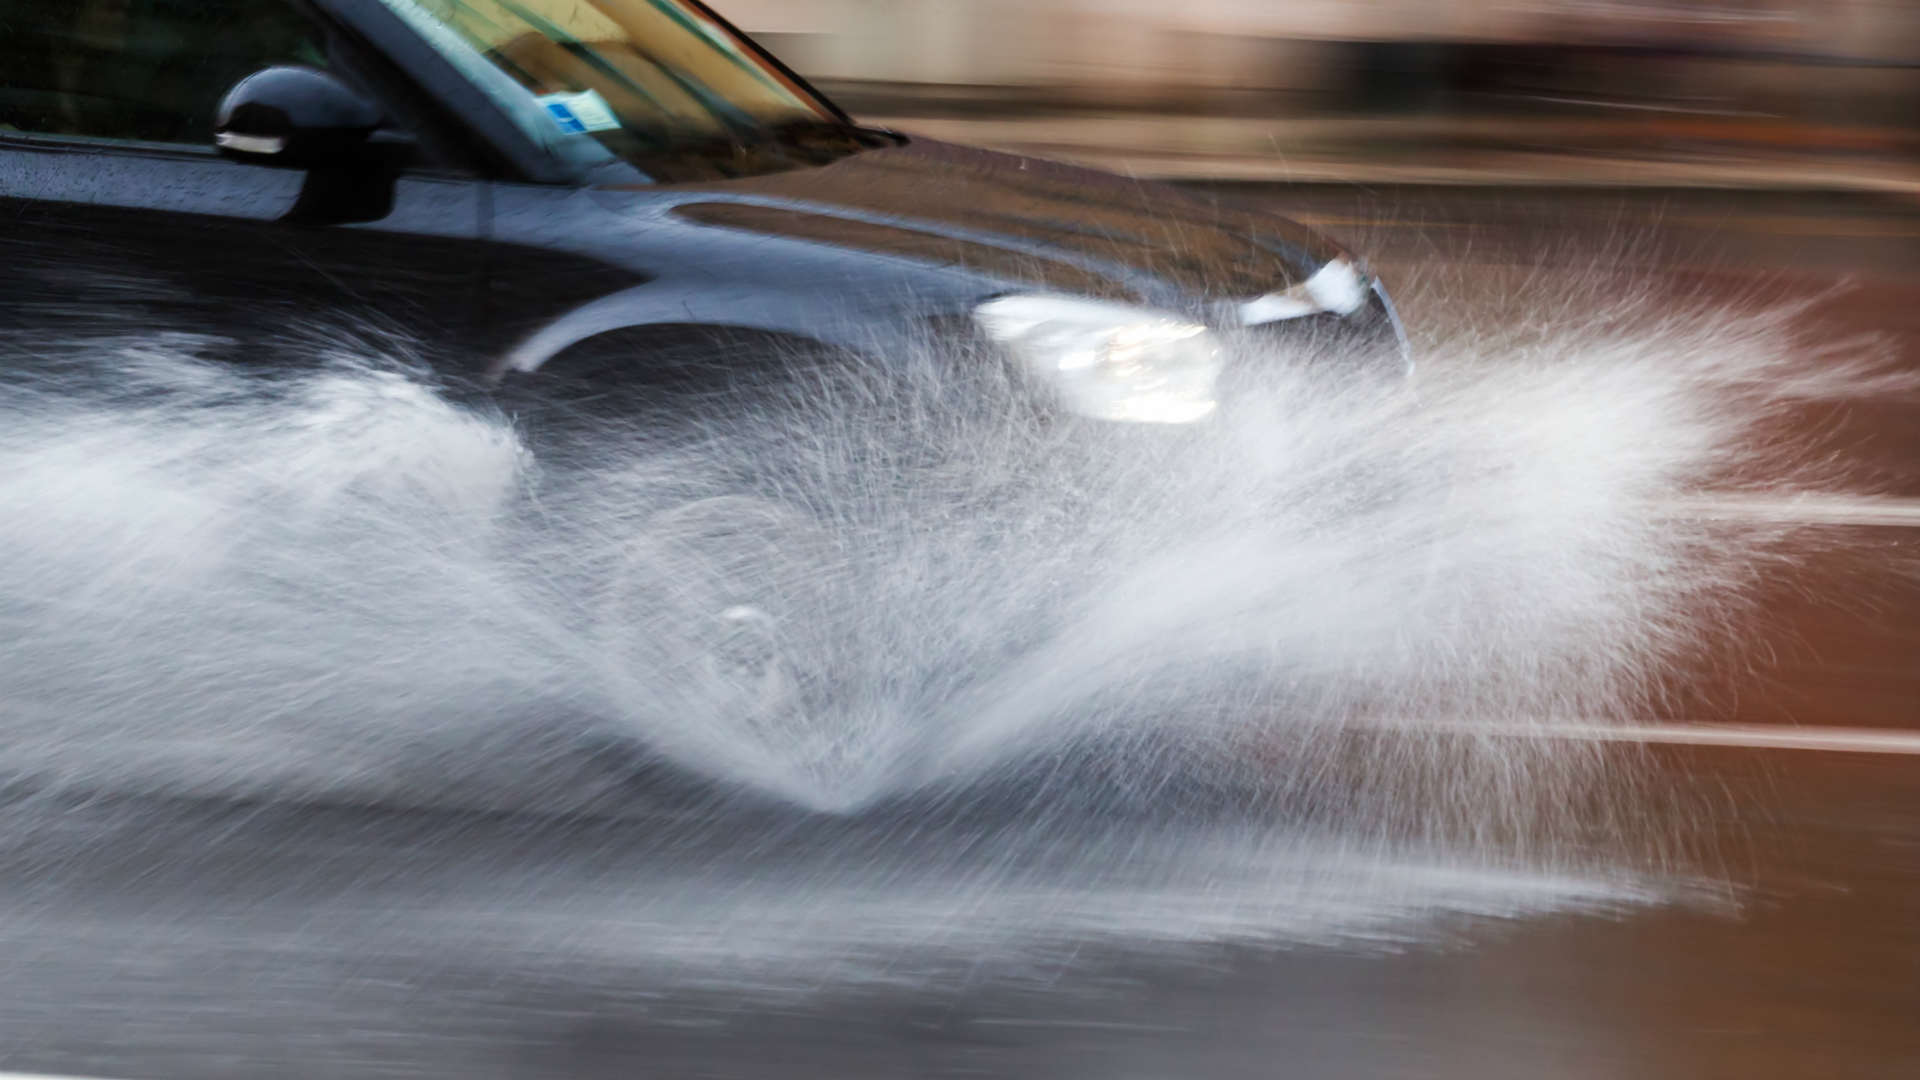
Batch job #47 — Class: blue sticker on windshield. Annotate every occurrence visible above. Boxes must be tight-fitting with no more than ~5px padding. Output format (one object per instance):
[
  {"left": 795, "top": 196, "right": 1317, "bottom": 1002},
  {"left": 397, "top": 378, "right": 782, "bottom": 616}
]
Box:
[
  {"left": 544, "top": 102, "right": 586, "bottom": 133},
  {"left": 537, "top": 90, "right": 620, "bottom": 135}
]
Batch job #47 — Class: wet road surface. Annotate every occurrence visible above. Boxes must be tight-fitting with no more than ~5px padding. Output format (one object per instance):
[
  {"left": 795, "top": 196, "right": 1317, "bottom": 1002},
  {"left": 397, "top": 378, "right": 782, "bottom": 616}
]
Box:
[
  {"left": 5, "top": 185, "right": 1919, "bottom": 1079},
  {"left": 2, "top": 746, "right": 1915, "bottom": 1080}
]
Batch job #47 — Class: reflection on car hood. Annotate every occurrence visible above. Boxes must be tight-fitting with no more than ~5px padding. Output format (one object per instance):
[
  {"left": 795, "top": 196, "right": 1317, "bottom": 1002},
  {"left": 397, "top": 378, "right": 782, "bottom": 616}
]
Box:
[{"left": 629, "top": 137, "right": 1348, "bottom": 307}]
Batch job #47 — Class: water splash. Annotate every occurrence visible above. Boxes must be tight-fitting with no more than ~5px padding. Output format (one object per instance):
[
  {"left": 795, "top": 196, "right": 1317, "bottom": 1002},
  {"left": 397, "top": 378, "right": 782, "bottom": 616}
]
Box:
[{"left": 0, "top": 299, "right": 1888, "bottom": 845}]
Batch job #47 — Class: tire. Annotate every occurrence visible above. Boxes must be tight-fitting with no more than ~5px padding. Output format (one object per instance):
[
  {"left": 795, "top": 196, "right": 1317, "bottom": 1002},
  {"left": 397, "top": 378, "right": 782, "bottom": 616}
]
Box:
[{"left": 590, "top": 490, "right": 866, "bottom": 794}]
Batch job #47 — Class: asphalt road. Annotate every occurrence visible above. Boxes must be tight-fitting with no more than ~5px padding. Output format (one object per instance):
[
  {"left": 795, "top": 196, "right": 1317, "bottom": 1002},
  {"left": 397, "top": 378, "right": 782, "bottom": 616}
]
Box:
[{"left": 4, "top": 185, "right": 1918, "bottom": 1080}]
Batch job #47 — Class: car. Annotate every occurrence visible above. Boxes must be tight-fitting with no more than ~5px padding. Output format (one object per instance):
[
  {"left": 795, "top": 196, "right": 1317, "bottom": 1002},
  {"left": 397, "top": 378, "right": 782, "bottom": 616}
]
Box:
[
  {"left": 0, "top": 0, "right": 1406, "bottom": 427},
  {"left": 0, "top": 0, "right": 1409, "bottom": 799}
]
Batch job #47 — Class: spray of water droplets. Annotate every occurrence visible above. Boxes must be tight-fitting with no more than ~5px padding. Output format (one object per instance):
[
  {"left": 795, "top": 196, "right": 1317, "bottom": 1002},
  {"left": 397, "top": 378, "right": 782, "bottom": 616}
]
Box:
[{"left": 0, "top": 295, "right": 1895, "bottom": 861}]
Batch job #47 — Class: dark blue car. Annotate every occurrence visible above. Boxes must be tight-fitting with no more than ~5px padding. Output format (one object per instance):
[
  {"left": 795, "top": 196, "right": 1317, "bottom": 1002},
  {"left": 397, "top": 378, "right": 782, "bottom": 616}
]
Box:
[{"left": 1, "top": 0, "right": 1404, "bottom": 428}]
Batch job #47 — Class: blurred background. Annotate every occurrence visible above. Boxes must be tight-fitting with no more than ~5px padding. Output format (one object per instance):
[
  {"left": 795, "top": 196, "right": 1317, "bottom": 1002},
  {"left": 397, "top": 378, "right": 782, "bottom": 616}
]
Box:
[{"left": 724, "top": 0, "right": 1920, "bottom": 188}]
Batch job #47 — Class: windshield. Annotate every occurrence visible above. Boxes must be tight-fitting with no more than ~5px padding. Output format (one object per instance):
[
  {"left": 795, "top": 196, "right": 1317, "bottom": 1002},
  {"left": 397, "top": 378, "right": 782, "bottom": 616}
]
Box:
[{"left": 380, "top": 0, "right": 870, "bottom": 180}]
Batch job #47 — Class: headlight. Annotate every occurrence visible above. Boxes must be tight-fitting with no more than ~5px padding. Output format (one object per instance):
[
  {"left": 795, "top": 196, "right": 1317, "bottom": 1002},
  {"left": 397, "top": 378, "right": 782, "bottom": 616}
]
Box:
[
  {"left": 1238, "top": 257, "right": 1371, "bottom": 324},
  {"left": 972, "top": 295, "right": 1222, "bottom": 424}
]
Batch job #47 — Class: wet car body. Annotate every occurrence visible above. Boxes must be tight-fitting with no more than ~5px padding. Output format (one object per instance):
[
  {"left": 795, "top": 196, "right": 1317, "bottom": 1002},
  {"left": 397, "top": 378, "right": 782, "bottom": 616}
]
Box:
[
  {"left": 0, "top": 0, "right": 1404, "bottom": 412},
  {"left": 0, "top": 0, "right": 1412, "bottom": 805}
]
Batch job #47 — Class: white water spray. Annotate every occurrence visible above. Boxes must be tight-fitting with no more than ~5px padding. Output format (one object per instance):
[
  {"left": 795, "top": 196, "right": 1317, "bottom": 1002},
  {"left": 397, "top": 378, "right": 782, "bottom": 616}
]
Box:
[{"left": 0, "top": 299, "right": 1889, "bottom": 847}]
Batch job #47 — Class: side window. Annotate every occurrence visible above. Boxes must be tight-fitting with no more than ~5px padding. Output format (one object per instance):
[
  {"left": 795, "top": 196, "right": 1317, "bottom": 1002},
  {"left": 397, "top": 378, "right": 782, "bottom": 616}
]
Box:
[{"left": 0, "top": 0, "right": 327, "bottom": 145}]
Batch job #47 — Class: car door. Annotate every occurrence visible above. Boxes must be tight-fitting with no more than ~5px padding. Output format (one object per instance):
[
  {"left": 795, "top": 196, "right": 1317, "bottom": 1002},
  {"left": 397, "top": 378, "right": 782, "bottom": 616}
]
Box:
[{"left": 0, "top": 0, "right": 497, "bottom": 375}]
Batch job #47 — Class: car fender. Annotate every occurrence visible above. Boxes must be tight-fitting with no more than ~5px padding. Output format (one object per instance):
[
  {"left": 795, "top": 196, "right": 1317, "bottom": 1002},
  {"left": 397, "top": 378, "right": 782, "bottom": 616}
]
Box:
[{"left": 489, "top": 279, "right": 928, "bottom": 380}]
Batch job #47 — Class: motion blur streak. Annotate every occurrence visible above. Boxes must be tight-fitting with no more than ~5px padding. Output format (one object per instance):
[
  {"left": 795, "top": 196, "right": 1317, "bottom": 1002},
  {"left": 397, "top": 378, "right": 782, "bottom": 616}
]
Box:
[{"left": 1385, "top": 721, "right": 1920, "bottom": 754}]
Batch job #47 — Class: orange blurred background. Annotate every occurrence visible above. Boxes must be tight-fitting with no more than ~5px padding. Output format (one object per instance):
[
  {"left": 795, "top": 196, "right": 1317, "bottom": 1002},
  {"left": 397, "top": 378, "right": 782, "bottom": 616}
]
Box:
[{"left": 722, "top": 0, "right": 1920, "bottom": 189}]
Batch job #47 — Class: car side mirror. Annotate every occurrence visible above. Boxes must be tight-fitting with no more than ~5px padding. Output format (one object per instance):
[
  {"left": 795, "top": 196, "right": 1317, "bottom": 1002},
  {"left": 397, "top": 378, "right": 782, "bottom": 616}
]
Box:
[{"left": 214, "top": 66, "right": 386, "bottom": 169}]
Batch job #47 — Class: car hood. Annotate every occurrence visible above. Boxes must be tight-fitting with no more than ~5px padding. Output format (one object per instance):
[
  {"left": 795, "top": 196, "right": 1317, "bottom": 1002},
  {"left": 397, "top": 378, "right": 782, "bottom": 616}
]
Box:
[{"left": 625, "top": 136, "right": 1350, "bottom": 309}]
